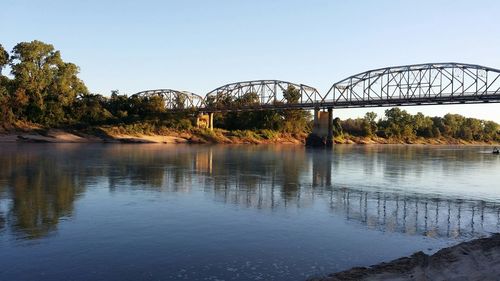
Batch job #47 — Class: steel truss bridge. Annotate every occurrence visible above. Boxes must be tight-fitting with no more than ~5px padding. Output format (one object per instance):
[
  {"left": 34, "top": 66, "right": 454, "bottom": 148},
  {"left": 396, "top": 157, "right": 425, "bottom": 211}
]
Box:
[
  {"left": 132, "top": 62, "right": 500, "bottom": 112},
  {"left": 131, "top": 89, "right": 205, "bottom": 110}
]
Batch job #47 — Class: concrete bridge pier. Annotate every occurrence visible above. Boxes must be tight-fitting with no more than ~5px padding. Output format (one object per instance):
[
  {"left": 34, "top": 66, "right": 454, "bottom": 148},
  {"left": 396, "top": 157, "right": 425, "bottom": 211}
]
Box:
[
  {"left": 306, "top": 107, "right": 334, "bottom": 147},
  {"left": 327, "top": 107, "right": 333, "bottom": 146},
  {"left": 209, "top": 112, "right": 214, "bottom": 130},
  {"left": 196, "top": 112, "right": 214, "bottom": 130}
]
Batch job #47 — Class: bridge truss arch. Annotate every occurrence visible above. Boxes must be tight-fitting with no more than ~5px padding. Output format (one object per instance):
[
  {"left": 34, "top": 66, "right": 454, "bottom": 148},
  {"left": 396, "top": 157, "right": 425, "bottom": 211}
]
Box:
[
  {"left": 203, "top": 80, "right": 321, "bottom": 111},
  {"left": 132, "top": 89, "right": 205, "bottom": 110},
  {"left": 323, "top": 62, "right": 500, "bottom": 108}
]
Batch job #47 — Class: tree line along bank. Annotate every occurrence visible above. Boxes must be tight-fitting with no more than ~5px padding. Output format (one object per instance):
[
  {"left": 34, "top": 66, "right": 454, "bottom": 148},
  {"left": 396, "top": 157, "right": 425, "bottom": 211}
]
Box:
[{"left": 0, "top": 40, "right": 498, "bottom": 143}]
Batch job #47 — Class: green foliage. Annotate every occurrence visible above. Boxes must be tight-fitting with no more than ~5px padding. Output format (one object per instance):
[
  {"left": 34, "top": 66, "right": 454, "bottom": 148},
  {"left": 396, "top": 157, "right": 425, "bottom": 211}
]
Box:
[
  {"left": 363, "top": 112, "right": 378, "bottom": 136},
  {"left": 337, "top": 108, "right": 500, "bottom": 143},
  {"left": 72, "top": 94, "right": 113, "bottom": 124},
  {"left": 380, "top": 108, "right": 415, "bottom": 139},
  {"left": 175, "top": 119, "right": 193, "bottom": 130},
  {"left": 6, "top": 40, "right": 88, "bottom": 125},
  {"left": 0, "top": 40, "right": 498, "bottom": 144},
  {"left": 209, "top": 87, "right": 310, "bottom": 133},
  {"left": 231, "top": 130, "right": 260, "bottom": 139},
  {"left": 258, "top": 129, "right": 279, "bottom": 140},
  {"left": 332, "top": 117, "right": 343, "bottom": 136},
  {"left": 0, "top": 44, "right": 8, "bottom": 74},
  {"left": 103, "top": 120, "right": 191, "bottom": 136},
  {"left": 283, "top": 85, "right": 301, "bottom": 103},
  {"left": 281, "top": 86, "right": 311, "bottom": 133},
  {"left": 106, "top": 91, "right": 130, "bottom": 118},
  {"left": 0, "top": 77, "right": 15, "bottom": 124},
  {"left": 341, "top": 118, "right": 369, "bottom": 136},
  {"left": 195, "top": 128, "right": 225, "bottom": 143},
  {"left": 174, "top": 94, "right": 186, "bottom": 109},
  {"left": 339, "top": 112, "right": 377, "bottom": 137},
  {"left": 413, "top": 112, "right": 434, "bottom": 137}
]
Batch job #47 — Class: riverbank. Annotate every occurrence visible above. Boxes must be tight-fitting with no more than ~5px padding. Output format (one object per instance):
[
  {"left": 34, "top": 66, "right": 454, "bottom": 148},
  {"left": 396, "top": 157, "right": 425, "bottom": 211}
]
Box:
[
  {"left": 0, "top": 125, "right": 498, "bottom": 145},
  {"left": 308, "top": 233, "right": 500, "bottom": 281},
  {"left": 333, "top": 135, "right": 499, "bottom": 145},
  {"left": 0, "top": 127, "right": 306, "bottom": 144}
]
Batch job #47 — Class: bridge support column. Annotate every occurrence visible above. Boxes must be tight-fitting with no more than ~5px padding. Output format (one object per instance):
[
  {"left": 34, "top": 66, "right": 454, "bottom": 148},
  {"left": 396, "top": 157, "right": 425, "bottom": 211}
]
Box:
[
  {"left": 305, "top": 108, "right": 334, "bottom": 147},
  {"left": 196, "top": 113, "right": 214, "bottom": 130},
  {"left": 209, "top": 112, "right": 214, "bottom": 131},
  {"left": 313, "top": 108, "right": 320, "bottom": 132},
  {"left": 326, "top": 107, "right": 333, "bottom": 147}
]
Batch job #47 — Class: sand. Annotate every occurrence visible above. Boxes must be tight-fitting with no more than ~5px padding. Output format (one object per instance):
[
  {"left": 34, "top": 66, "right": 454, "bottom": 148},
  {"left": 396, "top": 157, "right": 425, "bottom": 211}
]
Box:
[
  {"left": 310, "top": 234, "right": 500, "bottom": 281},
  {"left": 0, "top": 128, "right": 497, "bottom": 146},
  {"left": 0, "top": 129, "right": 190, "bottom": 144}
]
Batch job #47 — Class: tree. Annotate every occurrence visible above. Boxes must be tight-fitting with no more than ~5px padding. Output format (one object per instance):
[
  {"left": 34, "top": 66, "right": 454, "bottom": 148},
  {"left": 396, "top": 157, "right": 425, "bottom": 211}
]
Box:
[
  {"left": 226, "top": 92, "right": 260, "bottom": 129},
  {"left": 380, "top": 108, "right": 415, "bottom": 139},
  {"left": 442, "top": 114, "right": 463, "bottom": 138},
  {"left": 431, "top": 117, "right": 445, "bottom": 138},
  {"left": 483, "top": 121, "right": 499, "bottom": 142},
  {"left": 341, "top": 118, "right": 365, "bottom": 136},
  {"left": 0, "top": 76, "right": 14, "bottom": 124},
  {"left": 174, "top": 93, "right": 186, "bottom": 109},
  {"left": 283, "top": 85, "right": 301, "bottom": 104},
  {"left": 281, "top": 85, "right": 310, "bottom": 133},
  {"left": 72, "top": 93, "right": 112, "bottom": 124},
  {"left": 0, "top": 44, "right": 8, "bottom": 75},
  {"left": 332, "top": 117, "right": 343, "bottom": 136},
  {"left": 107, "top": 91, "right": 130, "bottom": 118},
  {"left": 10, "top": 41, "right": 61, "bottom": 121},
  {"left": 413, "top": 112, "right": 434, "bottom": 137},
  {"left": 462, "top": 118, "right": 483, "bottom": 141},
  {"left": 141, "top": 95, "right": 165, "bottom": 115},
  {"left": 9, "top": 40, "right": 88, "bottom": 124},
  {"left": 0, "top": 44, "right": 13, "bottom": 124},
  {"left": 363, "top": 112, "right": 378, "bottom": 136},
  {"left": 237, "top": 92, "right": 259, "bottom": 106}
]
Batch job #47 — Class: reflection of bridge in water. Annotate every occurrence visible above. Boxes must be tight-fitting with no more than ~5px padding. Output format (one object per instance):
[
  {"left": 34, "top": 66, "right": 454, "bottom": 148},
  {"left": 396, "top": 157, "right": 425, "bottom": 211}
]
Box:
[
  {"left": 207, "top": 178, "right": 500, "bottom": 239},
  {"left": 192, "top": 147, "right": 500, "bottom": 239},
  {"left": 1, "top": 145, "right": 499, "bottom": 240},
  {"left": 329, "top": 188, "right": 500, "bottom": 238}
]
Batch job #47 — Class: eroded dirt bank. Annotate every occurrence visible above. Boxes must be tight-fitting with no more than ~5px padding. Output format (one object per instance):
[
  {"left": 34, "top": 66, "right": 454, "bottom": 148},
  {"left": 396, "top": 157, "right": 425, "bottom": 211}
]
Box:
[
  {"left": 0, "top": 128, "right": 305, "bottom": 144},
  {"left": 309, "top": 234, "right": 500, "bottom": 281},
  {"left": 0, "top": 128, "right": 498, "bottom": 146}
]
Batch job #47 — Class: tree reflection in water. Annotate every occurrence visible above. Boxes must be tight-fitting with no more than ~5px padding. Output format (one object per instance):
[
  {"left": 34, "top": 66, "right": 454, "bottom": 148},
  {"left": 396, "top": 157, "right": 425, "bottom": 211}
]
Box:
[
  {"left": 0, "top": 144, "right": 499, "bottom": 240},
  {"left": 0, "top": 145, "right": 86, "bottom": 239}
]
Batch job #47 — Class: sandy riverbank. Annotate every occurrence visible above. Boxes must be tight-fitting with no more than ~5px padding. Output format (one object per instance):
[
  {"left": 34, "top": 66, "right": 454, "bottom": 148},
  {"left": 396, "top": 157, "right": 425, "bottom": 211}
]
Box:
[
  {"left": 0, "top": 128, "right": 498, "bottom": 146},
  {"left": 0, "top": 129, "right": 195, "bottom": 144},
  {"left": 0, "top": 128, "right": 305, "bottom": 144},
  {"left": 309, "top": 234, "right": 500, "bottom": 281}
]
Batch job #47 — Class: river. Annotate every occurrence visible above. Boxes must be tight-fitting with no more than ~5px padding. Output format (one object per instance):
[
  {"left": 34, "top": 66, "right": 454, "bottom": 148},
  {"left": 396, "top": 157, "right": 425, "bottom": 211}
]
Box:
[{"left": 0, "top": 144, "right": 499, "bottom": 280}]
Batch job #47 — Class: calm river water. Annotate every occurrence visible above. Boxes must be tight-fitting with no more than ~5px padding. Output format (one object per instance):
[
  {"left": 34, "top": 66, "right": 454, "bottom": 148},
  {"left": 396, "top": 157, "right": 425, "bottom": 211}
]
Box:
[{"left": 1, "top": 144, "right": 499, "bottom": 280}]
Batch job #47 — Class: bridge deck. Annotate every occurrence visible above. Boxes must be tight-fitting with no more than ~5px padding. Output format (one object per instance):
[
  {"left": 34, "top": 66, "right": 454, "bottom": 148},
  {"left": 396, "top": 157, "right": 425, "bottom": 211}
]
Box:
[{"left": 198, "top": 93, "right": 500, "bottom": 112}]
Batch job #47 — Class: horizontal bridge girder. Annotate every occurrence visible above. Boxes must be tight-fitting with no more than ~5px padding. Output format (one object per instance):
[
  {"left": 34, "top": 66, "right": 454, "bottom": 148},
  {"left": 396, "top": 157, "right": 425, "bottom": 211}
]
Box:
[{"left": 198, "top": 94, "right": 500, "bottom": 112}]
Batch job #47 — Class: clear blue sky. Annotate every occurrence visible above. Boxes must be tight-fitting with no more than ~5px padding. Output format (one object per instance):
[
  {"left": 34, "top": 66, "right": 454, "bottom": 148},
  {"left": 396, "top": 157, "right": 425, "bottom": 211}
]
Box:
[{"left": 2, "top": 0, "right": 500, "bottom": 122}]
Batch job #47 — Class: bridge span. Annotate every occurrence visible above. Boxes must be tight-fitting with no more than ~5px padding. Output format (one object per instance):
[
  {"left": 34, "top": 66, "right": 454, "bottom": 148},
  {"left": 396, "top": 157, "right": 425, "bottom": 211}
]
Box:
[
  {"left": 133, "top": 62, "right": 500, "bottom": 111},
  {"left": 132, "top": 62, "right": 500, "bottom": 144}
]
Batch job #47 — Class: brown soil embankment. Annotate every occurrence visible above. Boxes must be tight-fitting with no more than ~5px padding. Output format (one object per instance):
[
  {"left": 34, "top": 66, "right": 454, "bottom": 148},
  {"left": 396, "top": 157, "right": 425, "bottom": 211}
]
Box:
[
  {"left": 309, "top": 234, "right": 500, "bottom": 281},
  {"left": 0, "top": 127, "right": 498, "bottom": 146},
  {"left": 0, "top": 128, "right": 305, "bottom": 144}
]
